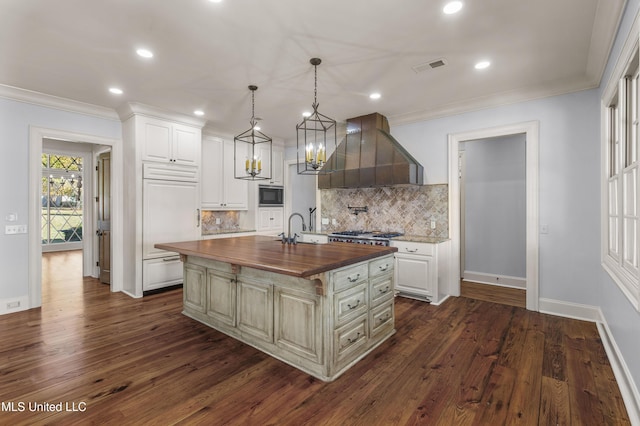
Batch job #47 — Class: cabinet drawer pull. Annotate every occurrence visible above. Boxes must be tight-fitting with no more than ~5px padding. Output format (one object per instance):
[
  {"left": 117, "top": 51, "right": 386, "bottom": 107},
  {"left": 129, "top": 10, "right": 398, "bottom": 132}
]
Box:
[
  {"left": 405, "top": 248, "right": 418, "bottom": 253},
  {"left": 163, "top": 256, "right": 181, "bottom": 262},
  {"left": 379, "top": 286, "right": 390, "bottom": 294},
  {"left": 347, "top": 273, "right": 360, "bottom": 282},
  {"left": 378, "top": 313, "right": 391, "bottom": 323},
  {"left": 378, "top": 264, "right": 389, "bottom": 271},
  {"left": 346, "top": 332, "right": 361, "bottom": 344},
  {"left": 347, "top": 299, "right": 360, "bottom": 310}
]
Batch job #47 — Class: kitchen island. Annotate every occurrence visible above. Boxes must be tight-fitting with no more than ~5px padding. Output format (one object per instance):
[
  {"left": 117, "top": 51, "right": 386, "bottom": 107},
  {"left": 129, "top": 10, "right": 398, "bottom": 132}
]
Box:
[{"left": 155, "top": 236, "right": 397, "bottom": 381}]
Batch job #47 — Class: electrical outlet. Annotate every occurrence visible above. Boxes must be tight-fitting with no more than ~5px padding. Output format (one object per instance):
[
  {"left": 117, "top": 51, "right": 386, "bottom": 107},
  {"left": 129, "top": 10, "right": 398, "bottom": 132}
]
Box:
[
  {"left": 332, "top": 219, "right": 337, "bottom": 225},
  {"left": 215, "top": 218, "right": 221, "bottom": 225},
  {"left": 6, "top": 301, "right": 20, "bottom": 309},
  {"left": 5, "top": 213, "right": 17, "bottom": 222},
  {"left": 321, "top": 218, "right": 329, "bottom": 225},
  {"left": 5, "top": 225, "right": 27, "bottom": 235},
  {"left": 430, "top": 220, "right": 436, "bottom": 229}
]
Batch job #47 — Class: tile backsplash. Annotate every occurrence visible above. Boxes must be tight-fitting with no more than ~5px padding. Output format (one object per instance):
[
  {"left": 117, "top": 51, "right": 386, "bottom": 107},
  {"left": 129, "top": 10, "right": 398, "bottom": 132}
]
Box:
[
  {"left": 201, "top": 210, "right": 241, "bottom": 233},
  {"left": 320, "top": 184, "right": 448, "bottom": 238}
]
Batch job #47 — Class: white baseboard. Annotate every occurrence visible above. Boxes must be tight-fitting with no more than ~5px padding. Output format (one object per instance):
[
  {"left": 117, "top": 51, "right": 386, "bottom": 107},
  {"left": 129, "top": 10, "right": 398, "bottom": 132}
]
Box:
[
  {"left": 463, "top": 271, "right": 526, "bottom": 289},
  {"left": 0, "top": 295, "right": 30, "bottom": 315},
  {"left": 538, "top": 297, "right": 603, "bottom": 322},
  {"left": 539, "top": 298, "right": 640, "bottom": 424},
  {"left": 597, "top": 314, "right": 640, "bottom": 425}
]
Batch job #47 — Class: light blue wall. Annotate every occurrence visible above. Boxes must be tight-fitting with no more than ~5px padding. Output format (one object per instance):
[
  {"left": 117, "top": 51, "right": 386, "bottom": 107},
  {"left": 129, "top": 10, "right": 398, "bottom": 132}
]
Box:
[
  {"left": 462, "top": 135, "right": 526, "bottom": 280},
  {"left": 598, "top": 0, "right": 640, "bottom": 402},
  {"left": 0, "top": 97, "right": 121, "bottom": 301},
  {"left": 393, "top": 89, "right": 601, "bottom": 306}
]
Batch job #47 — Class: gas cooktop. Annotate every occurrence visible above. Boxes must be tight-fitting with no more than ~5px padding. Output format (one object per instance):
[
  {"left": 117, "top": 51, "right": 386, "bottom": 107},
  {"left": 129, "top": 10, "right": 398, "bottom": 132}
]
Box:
[
  {"left": 330, "top": 230, "right": 403, "bottom": 238},
  {"left": 328, "top": 230, "right": 403, "bottom": 246}
]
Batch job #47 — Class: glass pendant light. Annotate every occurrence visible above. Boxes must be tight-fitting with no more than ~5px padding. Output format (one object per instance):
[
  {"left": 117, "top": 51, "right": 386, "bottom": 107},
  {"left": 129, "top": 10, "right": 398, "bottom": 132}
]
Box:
[
  {"left": 234, "top": 85, "right": 272, "bottom": 180},
  {"left": 297, "top": 58, "right": 336, "bottom": 175}
]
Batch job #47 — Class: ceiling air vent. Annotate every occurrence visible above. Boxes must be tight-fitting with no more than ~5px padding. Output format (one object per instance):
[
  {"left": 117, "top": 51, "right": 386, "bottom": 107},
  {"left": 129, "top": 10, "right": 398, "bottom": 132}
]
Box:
[{"left": 412, "top": 58, "right": 447, "bottom": 73}]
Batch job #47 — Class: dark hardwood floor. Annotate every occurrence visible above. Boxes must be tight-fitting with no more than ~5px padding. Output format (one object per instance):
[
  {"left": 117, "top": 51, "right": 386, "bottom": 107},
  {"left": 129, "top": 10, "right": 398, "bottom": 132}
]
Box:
[{"left": 0, "top": 251, "right": 630, "bottom": 425}]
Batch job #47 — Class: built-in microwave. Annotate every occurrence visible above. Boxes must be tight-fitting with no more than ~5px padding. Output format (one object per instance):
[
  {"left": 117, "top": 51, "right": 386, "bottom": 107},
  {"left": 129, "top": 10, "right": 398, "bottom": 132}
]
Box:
[{"left": 258, "top": 185, "right": 284, "bottom": 207}]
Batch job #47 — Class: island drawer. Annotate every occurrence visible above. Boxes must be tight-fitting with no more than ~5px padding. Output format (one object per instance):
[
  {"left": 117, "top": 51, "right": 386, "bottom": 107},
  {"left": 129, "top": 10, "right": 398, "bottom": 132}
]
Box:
[
  {"left": 333, "top": 315, "right": 368, "bottom": 364},
  {"left": 370, "top": 299, "right": 394, "bottom": 338},
  {"left": 334, "top": 283, "right": 368, "bottom": 326},
  {"left": 369, "top": 255, "right": 394, "bottom": 278},
  {"left": 370, "top": 275, "right": 393, "bottom": 307},
  {"left": 332, "top": 263, "right": 369, "bottom": 292}
]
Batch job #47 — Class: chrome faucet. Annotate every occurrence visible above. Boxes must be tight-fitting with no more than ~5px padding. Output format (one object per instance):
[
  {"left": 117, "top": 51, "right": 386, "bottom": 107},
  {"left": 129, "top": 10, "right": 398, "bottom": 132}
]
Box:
[{"left": 280, "top": 212, "right": 307, "bottom": 244}]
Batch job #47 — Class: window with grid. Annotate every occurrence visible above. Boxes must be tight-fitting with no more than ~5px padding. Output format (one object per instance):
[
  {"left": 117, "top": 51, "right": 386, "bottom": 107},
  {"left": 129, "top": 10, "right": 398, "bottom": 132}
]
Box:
[
  {"left": 603, "top": 48, "right": 640, "bottom": 310},
  {"left": 41, "top": 153, "right": 84, "bottom": 246}
]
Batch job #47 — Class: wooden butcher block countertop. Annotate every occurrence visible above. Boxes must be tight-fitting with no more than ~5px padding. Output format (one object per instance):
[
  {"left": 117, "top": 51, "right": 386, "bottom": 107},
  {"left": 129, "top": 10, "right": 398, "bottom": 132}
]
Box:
[{"left": 155, "top": 235, "right": 397, "bottom": 278}]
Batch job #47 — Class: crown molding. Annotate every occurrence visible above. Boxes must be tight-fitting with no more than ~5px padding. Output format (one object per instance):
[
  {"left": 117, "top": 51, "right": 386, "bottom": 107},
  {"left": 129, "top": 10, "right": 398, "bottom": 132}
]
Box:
[
  {"left": 0, "top": 84, "right": 119, "bottom": 121},
  {"left": 117, "top": 102, "right": 206, "bottom": 128},
  {"left": 388, "top": 78, "right": 599, "bottom": 128}
]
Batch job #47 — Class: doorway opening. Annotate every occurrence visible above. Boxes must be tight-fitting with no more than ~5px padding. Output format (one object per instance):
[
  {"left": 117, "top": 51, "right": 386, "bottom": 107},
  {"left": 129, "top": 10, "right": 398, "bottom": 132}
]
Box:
[
  {"left": 459, "top": 134, "right": 526, "bottom": 308},
  {"left": 448, "top": 121, "right": 539, "bottom": 311},
  {"left": 29, "top": 127, "right": 122, "bottom": 310}
]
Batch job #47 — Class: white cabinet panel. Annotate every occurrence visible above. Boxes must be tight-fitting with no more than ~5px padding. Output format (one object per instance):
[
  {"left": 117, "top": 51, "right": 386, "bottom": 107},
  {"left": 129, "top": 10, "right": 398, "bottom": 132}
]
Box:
[
  {"left": 143, "top": 179, "right": 200, "bottom": 259},
  {"left": 201, "top": 138, "right": 248, "bottom": 210},
  {"left": 395, "top": 254, "right": 434, "bottom": 298},
  {"left": 143, "top": 257, "right": 183, "bottom": 291},
  {"left": 140, "top": 116, "right": 200, "bottom": 166}
]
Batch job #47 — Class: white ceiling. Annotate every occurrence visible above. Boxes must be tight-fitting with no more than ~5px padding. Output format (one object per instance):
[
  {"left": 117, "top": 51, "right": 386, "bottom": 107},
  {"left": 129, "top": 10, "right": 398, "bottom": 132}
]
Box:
[{"left": 0, "top": 0, "right": 626, "bottom": 143}]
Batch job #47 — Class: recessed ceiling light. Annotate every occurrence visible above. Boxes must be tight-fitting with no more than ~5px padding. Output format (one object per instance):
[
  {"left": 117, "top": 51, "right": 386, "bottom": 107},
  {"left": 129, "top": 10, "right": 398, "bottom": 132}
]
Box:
[
  {"left": 302, "top": 111, "right": 311, "bottom": 117},
  {"left": 136, "top": 48, "right": 153, "bottom": 59},
  {"left": 369, "top": 93, "right": 381, "bottom": 100},
  {"left": 194, "top": 110, "right": 204, "bottom": 116},
  {"left": 109, "top": 87, "right": 123, "bottom": 95},
  {"left": 209, "top": 0, "right": 222, "bottom": 3},
  {"left": 475, "top": 61, "right": 491, "bottom": 70},
  {"left": 443, "top": 1, "right": 463, "bottom": 14}
]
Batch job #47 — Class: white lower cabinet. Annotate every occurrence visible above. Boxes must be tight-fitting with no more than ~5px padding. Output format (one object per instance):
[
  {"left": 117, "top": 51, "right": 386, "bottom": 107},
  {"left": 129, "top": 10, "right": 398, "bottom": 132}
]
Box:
[
  {"left": 143, "top": 256, "right": 184, "bottom": 292},
  {"left": 391, "top": 240, "right": 450, "bottom": 305},
  {"left": 258, "top": 207, "right": 284, "bottom": 233},
  {"left": 180, "top": 254, "right": 395, "bottom": 381}
]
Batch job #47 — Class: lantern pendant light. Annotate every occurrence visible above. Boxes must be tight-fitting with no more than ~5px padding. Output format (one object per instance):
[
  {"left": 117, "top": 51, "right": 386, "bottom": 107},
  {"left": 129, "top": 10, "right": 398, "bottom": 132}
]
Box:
[
  {"left": 297, "top": 58, "right": 336, "bottom": 175},
  {"left": 234, "top": 85, "right": 272, "bottom": 180}
]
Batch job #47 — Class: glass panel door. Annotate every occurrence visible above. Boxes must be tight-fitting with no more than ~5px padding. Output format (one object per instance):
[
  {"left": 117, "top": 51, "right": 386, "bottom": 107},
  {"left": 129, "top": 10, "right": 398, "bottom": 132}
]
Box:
[{"left": 41, "top": 153, "right": 83, "bottom": 247}]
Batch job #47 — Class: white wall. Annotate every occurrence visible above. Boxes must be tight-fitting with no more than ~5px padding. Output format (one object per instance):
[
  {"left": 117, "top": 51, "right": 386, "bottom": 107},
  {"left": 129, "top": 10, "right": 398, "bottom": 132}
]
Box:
[
  {"left": 0, "top": 97, "right": 121, "bottom": 304},
  {"left": 462, "top": 135, "right": 526, "bottom": 279}
]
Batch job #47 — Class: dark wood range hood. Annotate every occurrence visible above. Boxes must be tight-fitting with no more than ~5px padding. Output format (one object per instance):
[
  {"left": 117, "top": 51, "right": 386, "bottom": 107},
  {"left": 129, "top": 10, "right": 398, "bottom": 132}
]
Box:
[{"left": 318, "top": 112, "right": 424, "bottom": 189}]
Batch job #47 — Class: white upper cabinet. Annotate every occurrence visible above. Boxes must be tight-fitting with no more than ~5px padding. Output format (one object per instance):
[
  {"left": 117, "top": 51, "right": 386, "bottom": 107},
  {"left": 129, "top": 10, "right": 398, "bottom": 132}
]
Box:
[
  {"left": 141, "top": 116, "right": 200, "bottom": 166},
  {"left": 257, "top": 145, "right": 284, "bottom": 186},
  {"left": 201, "top": 137, "right": 248, "bottom": 210}
]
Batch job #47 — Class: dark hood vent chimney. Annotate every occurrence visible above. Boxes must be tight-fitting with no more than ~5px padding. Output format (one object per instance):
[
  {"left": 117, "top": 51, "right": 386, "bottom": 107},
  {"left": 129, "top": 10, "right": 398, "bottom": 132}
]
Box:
[{"left": 318, "top": 113, "right": 423, "bottom": 188}]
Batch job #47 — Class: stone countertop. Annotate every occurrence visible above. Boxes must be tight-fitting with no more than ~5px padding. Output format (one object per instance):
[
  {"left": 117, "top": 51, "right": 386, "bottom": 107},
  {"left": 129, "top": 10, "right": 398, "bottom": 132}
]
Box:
[
  {"left": 393, "top": 235, "right": 450, "bottom": 244},
  {"left": 156, "top": 235, "right": 397, "bottom": 278},
  {"left": 201, "top": 228, "right": 256, "bottom": 236},
  {"left": 303, "top": 231, "right": 449, "bottom": 244}
]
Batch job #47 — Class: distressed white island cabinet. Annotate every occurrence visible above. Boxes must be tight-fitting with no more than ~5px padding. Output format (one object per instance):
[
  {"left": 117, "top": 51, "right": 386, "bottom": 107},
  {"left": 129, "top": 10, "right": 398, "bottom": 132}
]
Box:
[{"left": 156, "top": 236, "right": 397, "bottom": 381}]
